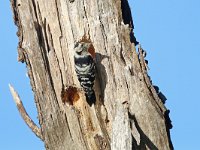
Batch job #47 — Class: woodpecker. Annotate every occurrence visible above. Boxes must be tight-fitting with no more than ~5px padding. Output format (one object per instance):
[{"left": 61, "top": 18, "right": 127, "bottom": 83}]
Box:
[{"left": 74, "top": 42, "right": 96, "bottom": 105}]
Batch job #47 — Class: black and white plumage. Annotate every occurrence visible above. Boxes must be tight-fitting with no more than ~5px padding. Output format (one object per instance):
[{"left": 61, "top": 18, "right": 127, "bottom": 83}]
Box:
[{"left": 74, "top": 42, "right": 96, "bottom": 105}]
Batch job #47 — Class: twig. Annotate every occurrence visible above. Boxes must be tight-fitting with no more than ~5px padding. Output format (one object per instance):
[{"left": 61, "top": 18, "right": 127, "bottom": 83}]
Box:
[{"left": 9, "top": 84, "right": 43, "bottom": 140}]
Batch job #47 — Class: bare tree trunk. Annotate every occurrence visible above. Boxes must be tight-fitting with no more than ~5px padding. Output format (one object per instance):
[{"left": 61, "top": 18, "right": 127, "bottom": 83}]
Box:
[{"left": 10, "top": 0, "right": 173, "bottom": 149}]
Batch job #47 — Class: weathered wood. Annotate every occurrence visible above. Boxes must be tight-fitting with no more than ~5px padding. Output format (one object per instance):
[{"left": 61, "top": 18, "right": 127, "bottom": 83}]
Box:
[
  {"left": 111, "top": 101, "right": 131, "bottom": 150},
  {"left": 11, "top": 0, "right": 173, "bottom": 149},
  {"left": 9, "top": 84, "right": 43, "bottom": 140}
]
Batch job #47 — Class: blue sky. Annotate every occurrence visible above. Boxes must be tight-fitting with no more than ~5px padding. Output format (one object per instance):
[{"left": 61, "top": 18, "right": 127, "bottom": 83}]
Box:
[{"left": 1, "top": 0, "right": 200, "bottom": 149}]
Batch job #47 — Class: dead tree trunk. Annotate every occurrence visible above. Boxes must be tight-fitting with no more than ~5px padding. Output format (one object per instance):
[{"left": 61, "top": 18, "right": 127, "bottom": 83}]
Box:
[{"left": 10, "top": 0, "right": 173, "bottom": 149}]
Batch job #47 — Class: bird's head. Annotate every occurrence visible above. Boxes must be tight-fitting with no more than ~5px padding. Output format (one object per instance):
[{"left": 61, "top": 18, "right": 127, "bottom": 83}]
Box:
[{"left": 74, "top": 42, "right": 91, "bottom": 55}]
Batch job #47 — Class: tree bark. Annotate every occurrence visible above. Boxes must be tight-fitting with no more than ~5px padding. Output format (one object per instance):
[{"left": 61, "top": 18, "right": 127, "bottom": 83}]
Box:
[{"left": 11, "top": 0, "right": 173, "bottom": 149}]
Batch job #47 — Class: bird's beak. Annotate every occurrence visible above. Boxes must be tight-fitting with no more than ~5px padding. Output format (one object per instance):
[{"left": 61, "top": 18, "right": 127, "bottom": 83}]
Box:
[{"left": 74, "top": 42, "right": 79, "bottom": 48}]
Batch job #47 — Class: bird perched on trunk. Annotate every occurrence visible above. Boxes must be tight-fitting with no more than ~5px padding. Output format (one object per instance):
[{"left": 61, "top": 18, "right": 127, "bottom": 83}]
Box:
[{"left": 74, "top": 42, "right": 96, "bottom": 106}]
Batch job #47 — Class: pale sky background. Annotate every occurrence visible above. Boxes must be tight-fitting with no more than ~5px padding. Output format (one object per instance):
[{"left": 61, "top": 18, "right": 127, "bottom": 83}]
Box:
[{"left": 1, "top": 0, "right": 200, "bottom": 149}]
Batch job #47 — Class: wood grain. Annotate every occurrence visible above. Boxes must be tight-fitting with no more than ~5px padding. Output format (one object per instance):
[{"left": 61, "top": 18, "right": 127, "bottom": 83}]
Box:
[{"left": 11, "top": 0, "right": 173, "bottom": 149}]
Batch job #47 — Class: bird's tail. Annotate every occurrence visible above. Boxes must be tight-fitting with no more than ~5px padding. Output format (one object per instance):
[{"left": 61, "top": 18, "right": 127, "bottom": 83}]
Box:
[{"left": 85, "top": 89, "right": 96, "bottom": 106}]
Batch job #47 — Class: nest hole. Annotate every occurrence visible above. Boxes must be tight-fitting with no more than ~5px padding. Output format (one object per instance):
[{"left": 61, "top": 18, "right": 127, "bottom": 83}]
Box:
[{"left": 61, "top": 86, "right": 80, "bottom": 105}]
